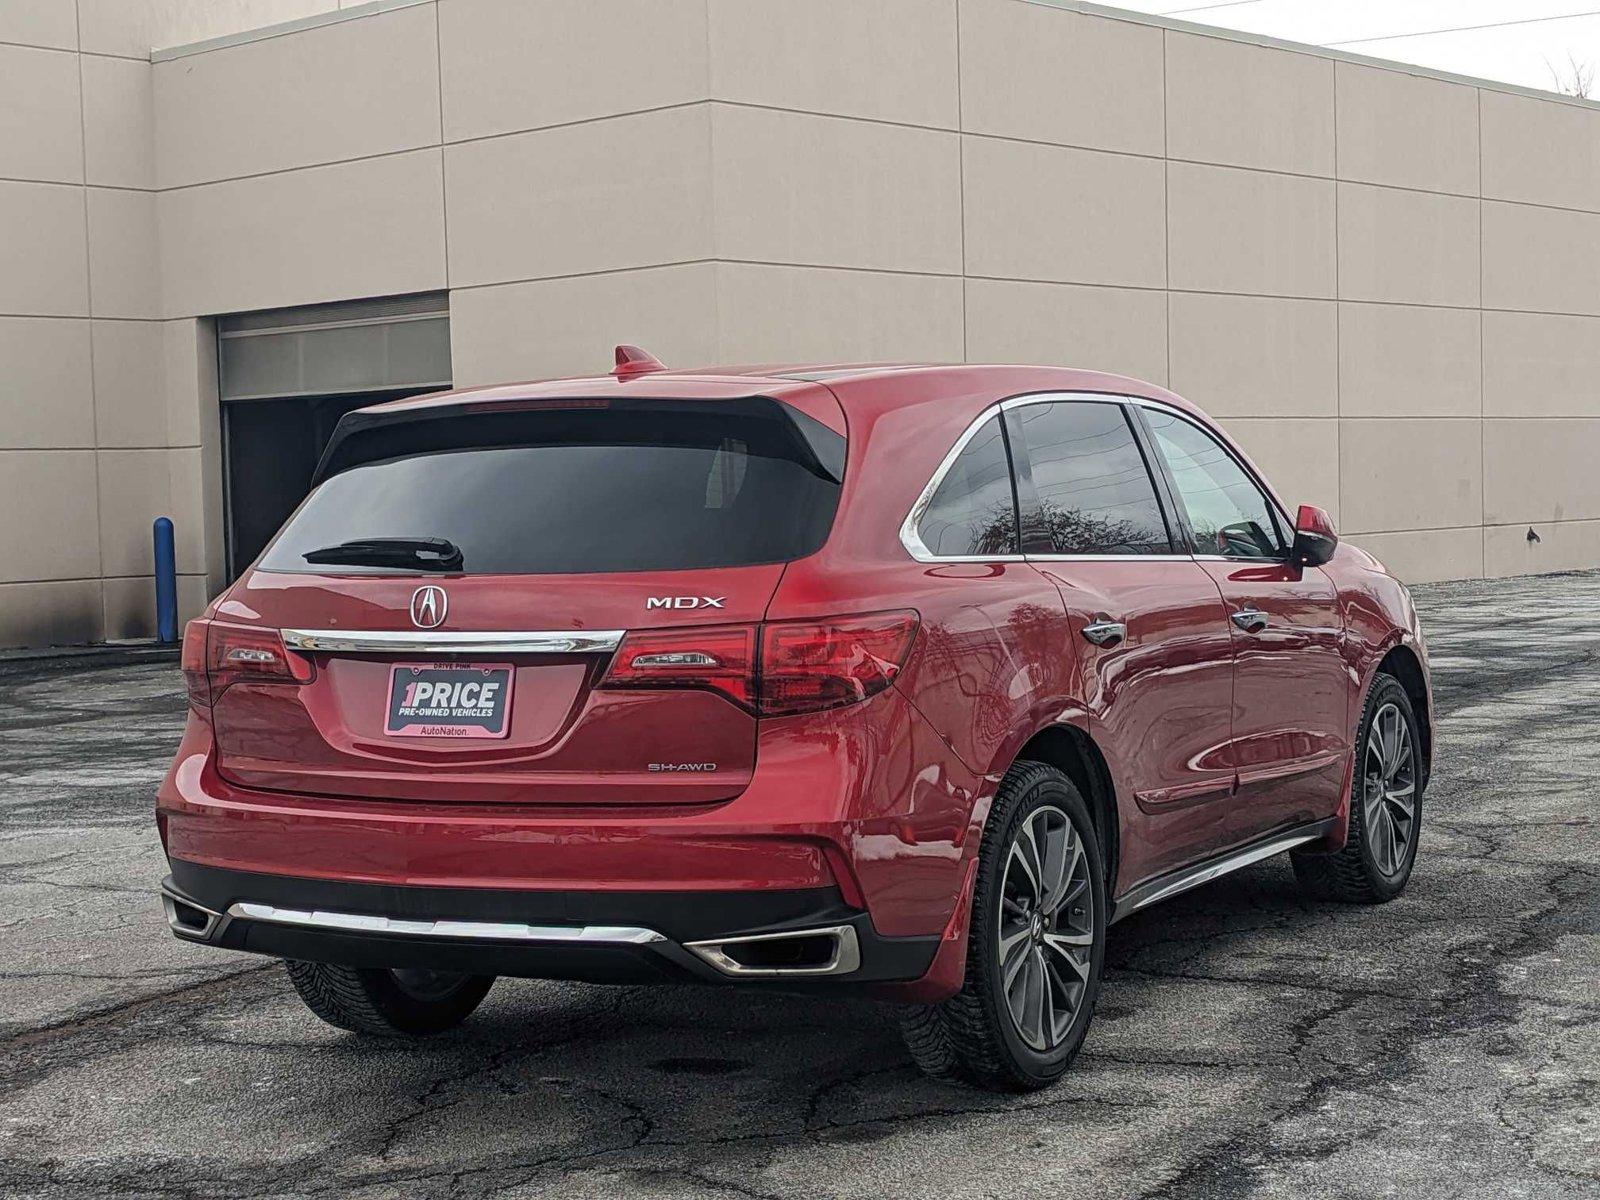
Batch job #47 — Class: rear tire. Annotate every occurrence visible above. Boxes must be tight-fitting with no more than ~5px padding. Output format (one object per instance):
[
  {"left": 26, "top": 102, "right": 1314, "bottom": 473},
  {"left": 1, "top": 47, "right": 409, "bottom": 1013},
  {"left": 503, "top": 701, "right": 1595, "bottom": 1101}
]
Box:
[
  {"left": 1292, "top": 672, "right": 1423, "bottom": 904},
  {"left": 284, "top": 961, "right": 494, "bottom": 1036},
  {"left": 901, "top": 761, "right": 1106, "bottom": 1091}
]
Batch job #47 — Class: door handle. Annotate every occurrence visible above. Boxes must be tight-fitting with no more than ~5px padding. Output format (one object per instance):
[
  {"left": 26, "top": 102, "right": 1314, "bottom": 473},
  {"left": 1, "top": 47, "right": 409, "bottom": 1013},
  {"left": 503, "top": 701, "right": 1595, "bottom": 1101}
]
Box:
[
  {"left": 1080, "top": 620, "right": 1126, "bottom": 648},
  {"left": 1230, "top": 608, "right": 1269, "bottom": 634}
]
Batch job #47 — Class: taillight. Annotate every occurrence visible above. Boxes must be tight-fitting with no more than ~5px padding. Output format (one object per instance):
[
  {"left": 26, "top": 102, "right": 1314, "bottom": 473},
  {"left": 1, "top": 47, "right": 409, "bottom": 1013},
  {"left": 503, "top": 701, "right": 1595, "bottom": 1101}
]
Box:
[
  {"left": 182, "top": 618, "right": 313, "bottom": 713},
  {"left": 598, "top": 611, "right": 919, "bottom": 717},
  {"left": 759, "top": 611, "right": 919, "bottom": 717},
  {"left": 602, "top": 624, "right": 757, "bottom": 711}
]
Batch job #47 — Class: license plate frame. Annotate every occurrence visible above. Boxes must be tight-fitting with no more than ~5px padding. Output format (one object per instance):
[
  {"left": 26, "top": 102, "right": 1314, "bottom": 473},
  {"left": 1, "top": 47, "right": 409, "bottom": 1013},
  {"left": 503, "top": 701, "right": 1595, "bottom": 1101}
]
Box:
[{"left": 384, "top": 662, "right": 515, "bottom": 739}]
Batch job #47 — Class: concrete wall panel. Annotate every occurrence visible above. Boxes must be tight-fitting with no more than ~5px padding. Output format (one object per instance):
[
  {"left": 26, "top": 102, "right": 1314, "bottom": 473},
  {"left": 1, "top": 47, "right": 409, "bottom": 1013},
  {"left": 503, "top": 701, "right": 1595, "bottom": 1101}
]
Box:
[
  {"left": 154, "top": 1, "right": 440, "bottom": 188},
  {"left": 1483, "top": 310, "right": 1600, "bottom": 418},
  {"left": 1168, "top": 293, "right": 1336, "bottom": 418},
  {"left": 1337, "top": 183, "right": 1479, "bottom": 308},
  {"left": 1221, "top": 417, "right": 1339, "bottom": 524},
  {"left": 445, "top": 108, "right": 712, "bottom": 288},
  {"left": 90, "top": 320, "right": 167, "bottom": 449},
  {"left": 1353, "top": 526, "right": 1484, "bottom": 584},
  {"left": 1338, "top": 302, "right": 1481, "bottom": 417},
  {"left": 0, "top": 1, "right": 78, "bottom": 51},
  {"left": 957, "top": 0, "right": 1164, "bottom": 155},
  {"left": 0, "top": 43, "right": 84, "bottom": 184},
  {"left": 96, "top": 448, "right": 206, "bottom": 578},
  {"left": 160, "top": 149, "right": 446, "bottom": 317},
  {"left": 82, "top": 55, "right": 154, "bottom": 190},
  {"left": 1165, "top": 31, "right": 1334, "bottom": 176},
  {"left": 1168, "top": 162, "right": 1335, "bottom": 298},
  {"left": 0, "top": 318, "right": 95, "bottom": 448},
  {"left": 0, "top": 181, "right": 88, "bottom": 317},
  {"left": 0, "top": 451, "right": 101, "bottom": 584},
  {"left": 87, "top": 188, "right": 160, "bottom": 319},
  {"left": 716, "top": 107, "right": 961, "bottom": 275},
  {"left": 439, "top": 0, "right": 707, "bottom": 142},
  {"left": 1481, "top": 89, "right": 1600, "bottom": 212},
  {"left": 1335, "top": 61, "right": 1478, "bottom": 196},
  {"left": 1339, "top": 418, "right": 1481, "bottom": 535},
  {"left": 1483, "top": 202, "right": 1600, "bottom": 317},
  {"left": 1483, "top": 418, "right": 1600, "bottom": 526},
  {"left": 966, "top": 279, "right": 1167, "bottom": 384},
  {"left": 709, "top": 0, "right": 957, "bottom": 129},
  {"left": 1486, "top": 519, "right": 1600, "bottom": 579},
  {"left": 964, "top": 137, "right": 1165, "bottom": 287}
]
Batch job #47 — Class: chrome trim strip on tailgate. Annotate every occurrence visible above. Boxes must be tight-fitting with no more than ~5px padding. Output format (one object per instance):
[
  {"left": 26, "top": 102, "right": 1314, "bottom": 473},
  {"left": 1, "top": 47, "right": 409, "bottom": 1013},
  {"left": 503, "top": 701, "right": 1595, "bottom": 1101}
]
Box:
[
  {"left": 227, "top": 901, "right": 665, "bottom": 945},
  {"left": 279, "top": 628, "right": 625, "bottom": 654}
]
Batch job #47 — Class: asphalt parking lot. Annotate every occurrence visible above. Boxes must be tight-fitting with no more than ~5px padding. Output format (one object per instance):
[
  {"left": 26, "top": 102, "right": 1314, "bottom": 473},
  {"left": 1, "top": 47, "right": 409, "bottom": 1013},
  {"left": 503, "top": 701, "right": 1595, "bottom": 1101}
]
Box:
[{"left": 2, "top": 572, "right": 1598, "bottom": 1199}]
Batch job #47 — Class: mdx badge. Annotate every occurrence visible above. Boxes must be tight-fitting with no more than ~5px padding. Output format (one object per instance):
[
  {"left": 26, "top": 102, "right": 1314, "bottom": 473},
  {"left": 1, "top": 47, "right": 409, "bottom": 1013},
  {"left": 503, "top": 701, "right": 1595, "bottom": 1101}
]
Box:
[
  {"left": 646, "top": 596, "right": 726, "bottom": 610},
  {"left": 410, "top": 585, "right": 448, "bottom": 629}
]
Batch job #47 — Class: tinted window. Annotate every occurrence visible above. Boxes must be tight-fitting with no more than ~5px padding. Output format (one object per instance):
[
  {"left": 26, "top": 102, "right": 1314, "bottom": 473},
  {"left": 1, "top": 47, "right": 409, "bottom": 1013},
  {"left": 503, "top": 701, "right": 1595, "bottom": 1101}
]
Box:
[
  {"left": 1144, "top": 409, "right": 1285, "bottom": 560},
  {"left": 916, "top": 415, "right": 1018, "bottom": 557},
  {"left": 1008, "top": 401, "right": 1171, "bottom": 555},
  {"left": 258, "top": 400, "right": 843, "bottom": 575}
]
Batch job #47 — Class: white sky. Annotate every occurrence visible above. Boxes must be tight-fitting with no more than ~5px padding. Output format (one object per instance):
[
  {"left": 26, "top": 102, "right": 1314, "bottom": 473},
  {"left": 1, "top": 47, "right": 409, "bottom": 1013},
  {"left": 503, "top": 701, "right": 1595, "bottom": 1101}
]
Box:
[{"left": 1108, "top": 0, "right": 1600, "bottom": 94}]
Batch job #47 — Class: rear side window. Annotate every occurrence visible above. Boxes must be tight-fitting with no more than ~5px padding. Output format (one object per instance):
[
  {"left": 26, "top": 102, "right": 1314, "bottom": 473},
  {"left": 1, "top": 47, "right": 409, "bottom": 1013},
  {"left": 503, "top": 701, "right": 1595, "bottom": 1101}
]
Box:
[
  {"left": 915, "top": 415, "right": 1019, "bottom": 557},
  {"left": 258, "top": 399, "right": 844, "bottom": 575},
  {"left": 1007, "top": 401, "right": 1172, "bottom": 556}
]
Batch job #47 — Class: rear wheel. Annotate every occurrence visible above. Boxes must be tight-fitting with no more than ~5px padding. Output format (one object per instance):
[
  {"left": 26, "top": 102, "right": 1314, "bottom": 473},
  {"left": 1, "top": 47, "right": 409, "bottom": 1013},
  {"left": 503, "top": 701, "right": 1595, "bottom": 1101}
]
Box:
[
  {"left": 284, "top": 961, "right": 494, "bottom": 1036},
  {"left": 1292, "top": 672, "right": 1423, "bottom": 903},
  {"left": 902, "top": 761, "right": 1106, "bottom": 1090}
]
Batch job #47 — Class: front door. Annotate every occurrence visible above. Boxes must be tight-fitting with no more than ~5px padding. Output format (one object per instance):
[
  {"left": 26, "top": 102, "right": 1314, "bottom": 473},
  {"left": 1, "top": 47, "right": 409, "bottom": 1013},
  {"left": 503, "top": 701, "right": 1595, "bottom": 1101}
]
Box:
[
  {"left": 1137, "top": 406, "right": 1350, "bottom": 847},
  {"left": 1004, "top": 398, "right": 1239, "bottom": 889}
]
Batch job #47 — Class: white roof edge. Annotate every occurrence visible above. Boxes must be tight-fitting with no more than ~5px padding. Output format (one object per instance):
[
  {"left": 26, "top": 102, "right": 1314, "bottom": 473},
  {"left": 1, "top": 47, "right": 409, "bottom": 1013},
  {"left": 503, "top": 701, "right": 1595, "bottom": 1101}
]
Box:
[
  {"left": 151, "top": 0, "right": 1600, "bottom": 115},
  {"left": 151, "top": 0, "right": 430, "bottom": 63},
  {"left": 1025, "top": 0, "right": 1600, "bottom": 114}
]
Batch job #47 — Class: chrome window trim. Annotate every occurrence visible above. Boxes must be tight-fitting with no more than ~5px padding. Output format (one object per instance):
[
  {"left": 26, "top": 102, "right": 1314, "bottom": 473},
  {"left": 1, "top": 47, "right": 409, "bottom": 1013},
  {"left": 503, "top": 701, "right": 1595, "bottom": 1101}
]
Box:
[
  {"left": 279, "top": 628, "right": 625, "bottom": 655},
  {"left": 900, "top": 389, "right": 1274, "bottom": 565},
  {"left": 227, "top": 901, "right": 666, "bottom": 945}
]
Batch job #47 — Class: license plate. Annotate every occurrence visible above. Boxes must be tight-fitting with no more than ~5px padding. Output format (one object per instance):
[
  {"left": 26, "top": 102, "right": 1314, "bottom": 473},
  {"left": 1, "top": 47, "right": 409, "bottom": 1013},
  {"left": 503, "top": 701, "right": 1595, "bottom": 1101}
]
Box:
[{"left": 385, "top": 663, "right": 514, "bottom": 739}]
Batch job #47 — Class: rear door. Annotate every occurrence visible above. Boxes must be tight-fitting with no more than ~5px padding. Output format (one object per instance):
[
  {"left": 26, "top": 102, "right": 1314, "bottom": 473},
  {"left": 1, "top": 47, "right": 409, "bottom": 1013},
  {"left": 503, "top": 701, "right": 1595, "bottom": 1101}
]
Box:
[
  {"left": 1004, "top": 397, "right": 1239, "bottom": 886},
  {"left": 1136, "top": 405, "right": 1349, "bottom": 845},
  {"left": 209, "top": 396, "right": 845, "bottom": 806}
]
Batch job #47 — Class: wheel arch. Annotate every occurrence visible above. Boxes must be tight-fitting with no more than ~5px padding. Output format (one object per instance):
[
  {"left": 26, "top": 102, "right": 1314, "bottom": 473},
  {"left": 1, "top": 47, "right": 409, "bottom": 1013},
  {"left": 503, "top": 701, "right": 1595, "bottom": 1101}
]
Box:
[
  {"left": 1010, "top": 724, "right": 1121, "bottom": 897},
  {"left": 1375, "top": 643, "right": 1431, "bottom": 791}
]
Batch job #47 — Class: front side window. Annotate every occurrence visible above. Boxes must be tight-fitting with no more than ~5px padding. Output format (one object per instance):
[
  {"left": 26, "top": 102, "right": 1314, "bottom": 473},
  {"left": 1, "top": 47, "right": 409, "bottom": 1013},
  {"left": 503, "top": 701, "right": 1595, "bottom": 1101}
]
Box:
[
  {"left": 915, "top": 415, "right": 1018, "bottom": 557},
  {"left": 1007, "top": 401, "right": 1172, "bottom": 555},
  {"left": 1143, "top": 409, "right": 1285, "bottom": 560}
]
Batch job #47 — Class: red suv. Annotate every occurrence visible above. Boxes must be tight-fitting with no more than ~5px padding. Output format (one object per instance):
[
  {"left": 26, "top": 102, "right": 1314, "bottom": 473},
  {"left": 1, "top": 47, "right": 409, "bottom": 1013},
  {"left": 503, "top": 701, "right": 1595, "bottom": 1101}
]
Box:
[{"left": 158, "top": 353, "right": 1431, "bottom": 1090}]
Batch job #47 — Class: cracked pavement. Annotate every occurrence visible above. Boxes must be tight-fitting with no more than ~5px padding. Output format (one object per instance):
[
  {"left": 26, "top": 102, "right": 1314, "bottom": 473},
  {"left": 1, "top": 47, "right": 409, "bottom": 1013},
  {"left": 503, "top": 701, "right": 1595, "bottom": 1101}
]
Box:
[{"left": 2, "top": 571, "right": 1598, "bottom": 1198}]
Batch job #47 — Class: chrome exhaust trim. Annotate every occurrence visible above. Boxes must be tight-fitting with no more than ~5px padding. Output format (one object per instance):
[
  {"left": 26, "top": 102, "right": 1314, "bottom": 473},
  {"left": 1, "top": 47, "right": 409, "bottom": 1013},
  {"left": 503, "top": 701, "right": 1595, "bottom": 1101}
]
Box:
[
  {"left": 683, "top": 923, "right": 862, "bottom": 978},
  {"left": 225, "top": 901, "right": 666, "bottom": 946},
  {"left": 161, "top": 884, "right": 227, "bottom": 942}
]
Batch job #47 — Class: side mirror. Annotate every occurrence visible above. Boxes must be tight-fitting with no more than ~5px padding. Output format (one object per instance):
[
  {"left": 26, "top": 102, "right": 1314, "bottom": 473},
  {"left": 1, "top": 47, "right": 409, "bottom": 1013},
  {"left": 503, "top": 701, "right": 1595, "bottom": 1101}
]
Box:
[{"left": 1291, "top": 504, "right": 1338, "bottom": 568}]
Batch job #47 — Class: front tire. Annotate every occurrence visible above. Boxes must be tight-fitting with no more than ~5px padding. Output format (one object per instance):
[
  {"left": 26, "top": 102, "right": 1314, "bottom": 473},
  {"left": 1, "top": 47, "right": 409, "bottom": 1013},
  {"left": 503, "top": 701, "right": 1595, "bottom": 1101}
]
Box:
[
  {"left": 902, "top": 761, "right": 1106, "bottom": 1090},
  {"left": 284, "top": 961, "right": 494, "bottom": 1036},
  {"left": 1292, "top": 671, "right": 1423, "bottom": 903}
]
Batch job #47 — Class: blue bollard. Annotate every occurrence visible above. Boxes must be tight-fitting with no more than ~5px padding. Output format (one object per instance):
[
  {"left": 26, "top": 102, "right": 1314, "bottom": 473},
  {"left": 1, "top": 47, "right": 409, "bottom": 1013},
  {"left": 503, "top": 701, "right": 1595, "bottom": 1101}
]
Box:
[{"left": 153, "top": 517, "right": 178, "bottom": 644}]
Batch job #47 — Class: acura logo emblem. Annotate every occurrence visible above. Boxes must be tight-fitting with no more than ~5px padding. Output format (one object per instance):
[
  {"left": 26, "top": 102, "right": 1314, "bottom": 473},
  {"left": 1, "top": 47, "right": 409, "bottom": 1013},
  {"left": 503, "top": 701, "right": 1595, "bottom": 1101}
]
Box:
[{"left": 410, "top": 585, "right": 447, "bottom": 629}]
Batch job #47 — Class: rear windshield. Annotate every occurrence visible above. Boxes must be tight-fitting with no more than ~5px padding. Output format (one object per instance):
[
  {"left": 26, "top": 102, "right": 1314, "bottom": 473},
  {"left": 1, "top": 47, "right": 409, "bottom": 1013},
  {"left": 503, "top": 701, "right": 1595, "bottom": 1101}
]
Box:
[{"left": 257, "top": 399, "right": 845, "bottom": 575}]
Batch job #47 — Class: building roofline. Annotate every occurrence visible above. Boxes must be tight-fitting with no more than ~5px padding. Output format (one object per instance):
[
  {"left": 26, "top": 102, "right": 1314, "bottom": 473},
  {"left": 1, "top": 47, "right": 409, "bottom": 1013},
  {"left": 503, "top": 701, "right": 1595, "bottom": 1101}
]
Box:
[
  {"left": 1026, "top": 0, "right": 1600, "bottom": 113},
  {"left": 153, "top": 0, "right": 1600, "bottom": 116},
  {"left": 151, "top": 0, "right": 429, "bottom": 63}
]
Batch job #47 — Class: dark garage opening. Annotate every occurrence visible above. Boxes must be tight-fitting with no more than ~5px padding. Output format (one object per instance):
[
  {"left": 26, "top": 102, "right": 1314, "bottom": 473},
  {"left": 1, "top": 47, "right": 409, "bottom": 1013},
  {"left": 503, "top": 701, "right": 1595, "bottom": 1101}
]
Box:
[{"left": 218, "top": 295, "right": 451, "bottom": 577}]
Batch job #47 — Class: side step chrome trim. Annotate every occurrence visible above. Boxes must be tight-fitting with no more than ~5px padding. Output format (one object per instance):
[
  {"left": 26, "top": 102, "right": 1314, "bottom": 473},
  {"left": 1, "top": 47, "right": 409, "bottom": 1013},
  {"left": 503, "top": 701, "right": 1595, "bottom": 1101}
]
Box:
[
  {"left": 279, "top": 628, "right": 624, "bottom": 655},
  {"left": 1110, "top": 820, "right": 1336, "bottom": 924},
  {"left": 684, "top": 924, "right": 861, "bottom": 978},
  {"left": 226, "top": 901, "right": 665, "bottom": 946}
]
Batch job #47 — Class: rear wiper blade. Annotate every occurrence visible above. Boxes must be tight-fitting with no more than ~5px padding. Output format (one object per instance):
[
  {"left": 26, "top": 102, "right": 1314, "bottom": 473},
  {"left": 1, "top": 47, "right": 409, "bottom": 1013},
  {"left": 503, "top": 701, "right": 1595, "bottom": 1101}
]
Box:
[{"left": 301, "top": 537, "right": 464, "bottom": 571}]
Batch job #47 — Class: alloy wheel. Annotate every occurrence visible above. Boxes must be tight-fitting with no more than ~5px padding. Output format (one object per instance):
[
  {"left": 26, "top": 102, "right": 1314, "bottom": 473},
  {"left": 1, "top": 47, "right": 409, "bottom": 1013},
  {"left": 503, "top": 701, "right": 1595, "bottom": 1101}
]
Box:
[
  {"left": 997, "top": 805, "right": 1096, "bottom": 1052},
  {"left": 1363, "top": 701, "right": 1417, "bottom": 877}
]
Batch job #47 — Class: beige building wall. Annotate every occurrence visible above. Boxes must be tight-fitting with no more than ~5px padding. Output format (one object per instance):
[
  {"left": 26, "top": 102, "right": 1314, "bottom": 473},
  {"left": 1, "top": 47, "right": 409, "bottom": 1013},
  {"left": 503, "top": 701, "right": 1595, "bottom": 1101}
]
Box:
[{"left": 5, "top": 0, "right": 1600, "bottom": 646}]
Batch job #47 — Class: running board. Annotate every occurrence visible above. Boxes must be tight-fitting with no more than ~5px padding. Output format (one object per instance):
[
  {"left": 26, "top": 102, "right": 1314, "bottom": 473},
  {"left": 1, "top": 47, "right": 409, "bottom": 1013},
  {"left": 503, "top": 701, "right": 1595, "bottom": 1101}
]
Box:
[{"left": 1110, "top": 819, "right": 1336, "bottom": 924}]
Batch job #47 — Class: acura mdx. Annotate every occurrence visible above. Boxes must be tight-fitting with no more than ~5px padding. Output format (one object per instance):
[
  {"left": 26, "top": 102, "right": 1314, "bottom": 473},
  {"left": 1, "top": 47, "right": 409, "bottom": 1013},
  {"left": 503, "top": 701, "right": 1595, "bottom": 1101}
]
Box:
[{"left": 157, "top": 350, "right": 1431, "bottom": 1090}]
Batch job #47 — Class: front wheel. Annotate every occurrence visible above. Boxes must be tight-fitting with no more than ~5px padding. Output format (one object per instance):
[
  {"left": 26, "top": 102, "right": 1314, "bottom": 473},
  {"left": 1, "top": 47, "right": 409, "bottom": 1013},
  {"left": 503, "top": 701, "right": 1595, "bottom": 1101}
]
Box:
[
  {"left": 284, "top": 961, "right": 495, "bottom": 1036},
  {"left": 1292, "top": 671, "right": 1423, "bottom": 903},
  {"left": 902, "top": 761, "right": 1106, "bottom": 1090}
]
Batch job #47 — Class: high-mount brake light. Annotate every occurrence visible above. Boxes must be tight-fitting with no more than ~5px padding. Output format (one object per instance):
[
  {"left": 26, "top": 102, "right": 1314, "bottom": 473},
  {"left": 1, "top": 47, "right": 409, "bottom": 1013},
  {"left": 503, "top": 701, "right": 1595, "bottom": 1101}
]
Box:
[
  {"left": 598, "top": 611, "right": 920, "bottom": 717},
  {"left": 182, "top": 618, "right": 313, "bottom": 713}
]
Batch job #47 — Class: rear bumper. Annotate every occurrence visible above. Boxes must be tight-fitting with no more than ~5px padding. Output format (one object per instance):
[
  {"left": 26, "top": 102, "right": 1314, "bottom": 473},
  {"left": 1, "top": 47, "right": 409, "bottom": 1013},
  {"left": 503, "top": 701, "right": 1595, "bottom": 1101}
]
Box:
[{"left": 161, "top": 861, "right": 937, "bottom": 987}]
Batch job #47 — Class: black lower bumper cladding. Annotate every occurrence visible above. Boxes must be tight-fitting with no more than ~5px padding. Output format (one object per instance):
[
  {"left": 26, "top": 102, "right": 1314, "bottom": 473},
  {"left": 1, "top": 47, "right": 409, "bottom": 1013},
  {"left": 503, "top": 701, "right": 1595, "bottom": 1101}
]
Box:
[{"left": 161, "top": 861, "right": 937, "bottom": 989}]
